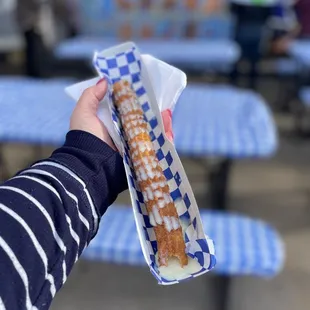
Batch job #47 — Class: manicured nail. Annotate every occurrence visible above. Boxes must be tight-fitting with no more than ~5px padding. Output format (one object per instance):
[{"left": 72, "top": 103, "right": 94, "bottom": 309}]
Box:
[
  {"left": 96, "top": 78, "right": 106, "bottom": 85},
  {"left": 166, "top": 131, "right": 174, "bottom": 142},
  {"left": 94, "top": 77, "right": 108, "bottom": 99}
]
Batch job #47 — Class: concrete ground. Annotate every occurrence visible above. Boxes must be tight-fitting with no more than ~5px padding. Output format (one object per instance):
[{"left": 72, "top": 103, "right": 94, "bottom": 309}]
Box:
[{"left": 1, "top": 79, "right": 310, "bottom": 309}]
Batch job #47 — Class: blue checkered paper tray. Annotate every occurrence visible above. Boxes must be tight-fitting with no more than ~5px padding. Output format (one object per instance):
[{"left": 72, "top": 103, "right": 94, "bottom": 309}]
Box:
[{"left": 66, "top": 42, "right": 216, "bottom": 285}]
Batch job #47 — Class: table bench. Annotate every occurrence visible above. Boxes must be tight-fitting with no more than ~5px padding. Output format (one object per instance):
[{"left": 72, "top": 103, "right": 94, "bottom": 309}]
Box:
[
  {"left": 83, "top": 205, "right": 284, "bottom": 310},
  {"left": 54, "top": 37, "right": 240, "bottom": 73}
]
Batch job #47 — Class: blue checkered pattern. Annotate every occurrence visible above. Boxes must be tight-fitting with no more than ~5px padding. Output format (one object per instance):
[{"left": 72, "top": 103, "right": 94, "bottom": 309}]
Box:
[
  {"left": 84, "top": 205, "right": 284, "bottom": 277},
  {"left": 289, "top": 40, "right": 310, "bottom": 68},
  {"left": 55, "top": 37, "right": 240, "bottom": 72},
  {"left": 93, "top": 43, "right": 215, "bottom": 284},
  {"left": 174, "top": 85, "right": 278, "bottom": 158},
  {"left": 0, "top": 78, "right": 277, "bottom": 158},
  {"left": 0, "top": 78, "right": 75, "bottom": 145}
]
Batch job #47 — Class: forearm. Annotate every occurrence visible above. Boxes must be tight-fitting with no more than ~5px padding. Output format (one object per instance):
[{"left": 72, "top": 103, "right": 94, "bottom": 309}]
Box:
[{"left": 0, "top": 131, "right": 127, "bottom": 310}]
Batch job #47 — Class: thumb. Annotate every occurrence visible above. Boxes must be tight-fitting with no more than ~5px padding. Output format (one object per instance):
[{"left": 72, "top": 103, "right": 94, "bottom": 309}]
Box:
[{"left": 76, "top": 78, "right": 108, "bottom": 115}]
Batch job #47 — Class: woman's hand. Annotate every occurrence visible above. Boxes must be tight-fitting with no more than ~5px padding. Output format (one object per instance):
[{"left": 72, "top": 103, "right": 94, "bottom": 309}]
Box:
[
  {"left": 70, "top": 78, "right": 116, "bottom": 149},
  {"left": 70, "top": 79, "right": 174, "bottom": 150}
]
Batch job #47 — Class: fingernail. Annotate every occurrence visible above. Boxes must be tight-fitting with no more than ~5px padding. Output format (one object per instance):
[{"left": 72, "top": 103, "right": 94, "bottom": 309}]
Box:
[
  {"left": 96, "top": 78, "right": 106, "bottom": 85},
  {"left": 94, "top": 77, "right": 108, "bottom": 100},
  {"left": 166, "top": 131, "right": 174, "bottom": 142}
]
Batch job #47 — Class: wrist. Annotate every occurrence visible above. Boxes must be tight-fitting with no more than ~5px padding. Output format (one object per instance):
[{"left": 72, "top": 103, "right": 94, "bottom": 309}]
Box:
[
  {"left": 64, "top": 130, "right": 116, "bottom": 158},
  {"left": 50, "top": 130, "right": 127, "bottom": 216}
]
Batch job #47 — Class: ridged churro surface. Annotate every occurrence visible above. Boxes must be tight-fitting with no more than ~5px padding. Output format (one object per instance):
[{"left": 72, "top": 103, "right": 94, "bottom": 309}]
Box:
[{"left": 113, "top": 80, "right": 188, "bottom": 267}]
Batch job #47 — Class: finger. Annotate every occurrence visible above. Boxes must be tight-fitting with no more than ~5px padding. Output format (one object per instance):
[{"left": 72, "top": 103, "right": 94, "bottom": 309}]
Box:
[
  {"left": 165, "top": 131, "right": 174, "bottom": 142},
  {"left": 161, "top": 109, "right": 174, "bottom": 142},
  {"left": 75, "top": 78, "right": 108, "bottom": 115},
  {"left": 161, "top": 109, "right": 172, "bottom": 133}
]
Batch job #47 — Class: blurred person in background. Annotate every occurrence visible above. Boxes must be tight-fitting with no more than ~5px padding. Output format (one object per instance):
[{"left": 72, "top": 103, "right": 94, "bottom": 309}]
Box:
[
  {"left": 16, "top": 0, "right": 79, "bottom": 77},
  {"left": 269, "top": 0, "right": 310, "bottom": 55},
  {"left": 269, "top": 0, "right": 300, "bottom": 55},
  {"left": 229, "top": 0, "right": 279, "bottom": 89},
  {"left": 295, "top": 0, "right": 310, "bottom": 38}
]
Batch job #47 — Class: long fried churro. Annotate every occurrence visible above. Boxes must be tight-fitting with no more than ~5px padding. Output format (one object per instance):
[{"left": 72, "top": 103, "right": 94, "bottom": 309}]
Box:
[{"left": 113, "top": 80, "right": 188, "bottom": 267}]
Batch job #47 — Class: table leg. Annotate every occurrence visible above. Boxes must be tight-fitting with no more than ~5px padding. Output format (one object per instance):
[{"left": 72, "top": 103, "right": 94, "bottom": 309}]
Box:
[
  {"left": 212, "top": 276, "right": 232, "bottom": 310},
  {"left": 187, "top": 158, "right": 232, "bottom": 308},
  {"left": 208, "top": 159, "right": 233, "bottom": 211}
]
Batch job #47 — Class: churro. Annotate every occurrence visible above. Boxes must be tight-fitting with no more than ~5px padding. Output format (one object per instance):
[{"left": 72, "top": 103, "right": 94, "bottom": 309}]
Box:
[{"left": 113, "top": 80, "right": 188, "bottom": 267}]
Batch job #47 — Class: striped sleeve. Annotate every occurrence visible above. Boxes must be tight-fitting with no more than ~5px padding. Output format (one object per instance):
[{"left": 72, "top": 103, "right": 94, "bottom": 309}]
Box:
[{"left": 0, "top": 130, "right": 127, "bottom": 310}]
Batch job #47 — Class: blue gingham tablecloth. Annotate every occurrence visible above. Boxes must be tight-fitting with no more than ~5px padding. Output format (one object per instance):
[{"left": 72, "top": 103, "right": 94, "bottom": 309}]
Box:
[
  {"left": 174, "top": 85, "right": 277, "bottom": 158},
  {"left": 289, "top": 39, "right": 310, "bottom": 68},
  {"left": 54, "top": 37, "right": 240, "bottom": 69},
  {"left": 0, "top": 78, "right": 75, "bottom": 145},
  {"left": 84, "top": 205, "right": 284, "bottom": 277},
  {"left": 0, "top": 78, "right": 277, "bottom": 158}
]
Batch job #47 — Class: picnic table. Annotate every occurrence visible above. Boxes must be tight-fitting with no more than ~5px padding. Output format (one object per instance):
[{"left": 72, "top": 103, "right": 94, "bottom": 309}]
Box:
[
  {"left": 0, "top": 79, "right": 276, "bottom": 153},
  {"left": 174, "top": 84, "right": 276, "bottom": 158},
  {"left": 86, "top": 205, "right": 284, "bottom": 277},
  {"left": 55, "top": 37, "right": 240, "bottom": 72},
  {"left": 175, "top": 84, "right": 277, "bottom": 209},
  {"left": 0, "top": 78, "right": 277, "bottom": 208},
  {"left": 84, "top": 205, "right": 284, "bottom": 310}
]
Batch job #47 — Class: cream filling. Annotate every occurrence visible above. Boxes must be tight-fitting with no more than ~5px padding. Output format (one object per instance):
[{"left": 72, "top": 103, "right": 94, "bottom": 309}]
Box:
[{"left": 158, "top": 257, "right": 201, "bottom": 281}]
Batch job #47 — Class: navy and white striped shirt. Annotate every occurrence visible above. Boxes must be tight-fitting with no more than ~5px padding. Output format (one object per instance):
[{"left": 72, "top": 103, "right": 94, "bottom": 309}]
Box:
[{"left": 0, "top": 130, "right": 127, "bottom": 310}]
